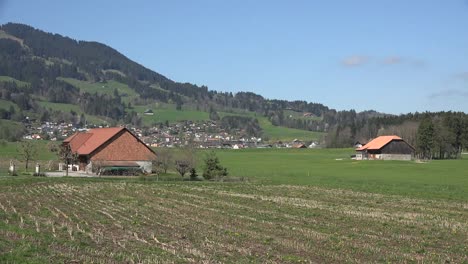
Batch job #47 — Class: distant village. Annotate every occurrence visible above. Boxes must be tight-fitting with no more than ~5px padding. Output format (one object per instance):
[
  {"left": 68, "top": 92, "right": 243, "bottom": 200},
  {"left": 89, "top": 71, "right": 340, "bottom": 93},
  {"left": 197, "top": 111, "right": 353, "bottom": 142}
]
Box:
[{"left": 21, "top": 118, "right": 320, "bottom": 149}]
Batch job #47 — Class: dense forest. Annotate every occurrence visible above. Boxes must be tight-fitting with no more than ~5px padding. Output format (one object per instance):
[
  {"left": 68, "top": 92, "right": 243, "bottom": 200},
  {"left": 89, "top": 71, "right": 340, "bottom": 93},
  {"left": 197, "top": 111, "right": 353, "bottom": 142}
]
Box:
[{"left": 0, "top": 22, "right": 467, "bottom": 156}]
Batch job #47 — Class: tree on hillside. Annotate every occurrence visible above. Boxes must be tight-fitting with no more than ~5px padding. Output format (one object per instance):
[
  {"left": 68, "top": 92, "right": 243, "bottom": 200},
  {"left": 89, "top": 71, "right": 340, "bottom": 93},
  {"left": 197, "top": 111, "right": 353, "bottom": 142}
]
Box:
[
  {"left": 416, "top": 117, "right": 435, "bottom": 160},
  {"left": 209, "top": 106, "right": 220, "bottom": 121},
  {"left": 17, "top": 140, "right": 38, "bottom": 171}
]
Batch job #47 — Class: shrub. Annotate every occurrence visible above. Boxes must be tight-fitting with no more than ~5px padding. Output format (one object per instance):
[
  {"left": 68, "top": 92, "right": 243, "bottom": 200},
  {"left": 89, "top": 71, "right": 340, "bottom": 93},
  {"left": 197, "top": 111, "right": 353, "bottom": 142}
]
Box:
[{"left": 202, "top": 151, "right": 228, "bottom": 180}]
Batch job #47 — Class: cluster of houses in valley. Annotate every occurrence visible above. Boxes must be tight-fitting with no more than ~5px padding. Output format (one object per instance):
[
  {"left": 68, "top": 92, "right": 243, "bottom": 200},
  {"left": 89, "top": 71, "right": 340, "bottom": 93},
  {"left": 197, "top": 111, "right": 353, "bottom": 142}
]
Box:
[
  {"left": 22, "top": 120, "right": 321, "bottom": 149},
  {"left": 135, "top": 120, "right": 265, "bottom": 149}
]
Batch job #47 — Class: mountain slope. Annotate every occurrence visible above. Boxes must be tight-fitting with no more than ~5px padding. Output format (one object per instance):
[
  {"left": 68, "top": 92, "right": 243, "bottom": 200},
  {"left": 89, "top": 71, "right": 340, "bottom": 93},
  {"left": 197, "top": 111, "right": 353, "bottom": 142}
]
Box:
[{"left": 0, "top": 23, "right": 333, "bottom": 126}]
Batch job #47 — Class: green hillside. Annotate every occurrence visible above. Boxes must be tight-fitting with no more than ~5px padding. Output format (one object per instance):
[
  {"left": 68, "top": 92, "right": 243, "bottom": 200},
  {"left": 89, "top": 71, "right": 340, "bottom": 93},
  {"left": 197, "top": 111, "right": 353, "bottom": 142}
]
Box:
[
  {"left": 0, "top": 76, "right": 30, "bottom": 87},
  {"left": 37, "top": 101, "right": 107, "bottom": 124},
  {"left": 257, "top": 116, "right": 323, "bottom": 141},
  {"left": 219, "top": 111, "right": 323, "bottom": 141},
  {"left": 135, "top": 104, "right": 209, "bottom": 124},
  {"left": 0, "top": 119, "right": 24, "bottom": 141},
  {"left": 0, "top": 99, "right": 18, "bottom": 111},
  {"left": 57, "top": 77, "right": 138, "bottom": 103}
]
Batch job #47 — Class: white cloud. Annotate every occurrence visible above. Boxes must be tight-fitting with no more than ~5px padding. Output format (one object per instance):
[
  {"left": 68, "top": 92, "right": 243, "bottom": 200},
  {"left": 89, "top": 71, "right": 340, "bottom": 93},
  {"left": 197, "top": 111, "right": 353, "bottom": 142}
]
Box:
[
  {"left": 382, "top": 56, "right": 403, "bottom": 65},
  {"left": 341, "top": 55, "right": 369, "bottom": 67}
]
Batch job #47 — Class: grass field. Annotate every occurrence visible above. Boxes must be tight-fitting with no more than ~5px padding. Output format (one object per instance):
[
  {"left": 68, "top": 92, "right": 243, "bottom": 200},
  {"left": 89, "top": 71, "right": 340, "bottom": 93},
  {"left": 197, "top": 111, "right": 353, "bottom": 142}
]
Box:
[
  {"left": 257, "top": 117, "right": 323, "bottom": 141},
  {"left": 134, "top": 104, "right": 210, "bottom": 125},
  {"left": 0, "top": 76, "right": 30, "bottom": 87},
  {"left": 215, "top": 148, "right": 468, "bottom": 201},
  {"left": 219, "top": 111, "right": 324, "bottom": 141},
  {"left": 0, "top": 146, "right": 467, "bottom": 262},
  {"left": 0, "top": 99, "right": 19, "bottom": 111},
  {"left": 57, "top": 77, "right": 138, "bottom": 103},
  {"left": 0, "top": 140, "right": 57, "bottom": 177},
  {"left": 0, "top": 120, "right": 24, "bottom": 142}
]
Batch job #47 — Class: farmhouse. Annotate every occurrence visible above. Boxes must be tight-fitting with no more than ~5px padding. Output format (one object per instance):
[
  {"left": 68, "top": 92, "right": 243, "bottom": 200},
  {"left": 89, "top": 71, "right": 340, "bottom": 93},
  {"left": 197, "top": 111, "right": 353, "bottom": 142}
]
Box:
[
  {"left": 63, "top": 127, "right": 156, "bottom": 173},
  {"left": 356, "top": 135, "right": 414, "bottom": 160}
]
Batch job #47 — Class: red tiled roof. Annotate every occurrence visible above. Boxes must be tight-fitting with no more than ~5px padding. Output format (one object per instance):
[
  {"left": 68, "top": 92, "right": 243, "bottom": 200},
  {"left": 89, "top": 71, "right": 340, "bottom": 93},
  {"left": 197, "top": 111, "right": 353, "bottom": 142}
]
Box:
[
  {"left": 65, "top": 127, "right": 125, "bottom": 155},
  {"left": 356, "top": 135, "right": 402, "bottom": 151}
]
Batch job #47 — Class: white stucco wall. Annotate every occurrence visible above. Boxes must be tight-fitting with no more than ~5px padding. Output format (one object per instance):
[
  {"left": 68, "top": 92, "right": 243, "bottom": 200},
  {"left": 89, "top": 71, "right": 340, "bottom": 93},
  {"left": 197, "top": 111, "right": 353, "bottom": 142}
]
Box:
[{"left": 136, "top": 161, "right": 153, "bottom": 173}]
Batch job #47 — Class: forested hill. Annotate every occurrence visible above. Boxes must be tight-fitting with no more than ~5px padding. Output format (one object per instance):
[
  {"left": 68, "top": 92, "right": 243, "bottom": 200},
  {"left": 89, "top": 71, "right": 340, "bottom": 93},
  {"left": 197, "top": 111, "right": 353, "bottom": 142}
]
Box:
[
  {"left": 0, "top": 22, "right": 208, "bottom": 102},
  {"left": 0, "top": 22, "right": 331, "bottom": 121}
]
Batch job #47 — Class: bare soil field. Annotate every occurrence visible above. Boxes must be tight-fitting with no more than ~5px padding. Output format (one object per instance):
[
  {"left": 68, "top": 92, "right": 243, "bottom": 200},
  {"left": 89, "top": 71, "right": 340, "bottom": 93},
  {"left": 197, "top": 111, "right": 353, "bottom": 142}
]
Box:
[{"left": 0, "top": 179, "right": 466, "bottom": 263}]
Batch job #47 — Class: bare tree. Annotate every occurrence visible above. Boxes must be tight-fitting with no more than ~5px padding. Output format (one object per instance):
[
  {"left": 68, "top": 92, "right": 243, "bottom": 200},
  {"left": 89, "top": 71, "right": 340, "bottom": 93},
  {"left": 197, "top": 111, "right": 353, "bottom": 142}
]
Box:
[
  {"left": 47, "top": 141, "right": 59, "bottom": 153},
  {"left": 174, "top": 146, "right": 197, "bottom": 177},
  {"left": 151, "top": 160, "right": 164, "bottom": 180},
  {"left": 91, "top": 159, "right": 105, "bottom": 176},
  {"left": 156, "top": 148, "right": 173, "bottom": 174},
  {"left": 58, "top": 144, "right": 78, "bottom": 176},
  {"left": 175, "top": 160, "right": 190, "bottom": 177},
  {"left": 17, "top": 141, "right": 38, "bottom": 171}
]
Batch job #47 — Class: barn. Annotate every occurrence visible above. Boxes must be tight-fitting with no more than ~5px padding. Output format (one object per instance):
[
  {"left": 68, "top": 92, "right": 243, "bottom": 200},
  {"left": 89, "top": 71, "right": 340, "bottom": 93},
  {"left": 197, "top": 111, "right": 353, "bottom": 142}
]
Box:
[
  {"left": 63, "top": 127, "right": 156, "bottom": 174},
  {"left": 356, "top": 135, "right": 414, "bottom": 160}
]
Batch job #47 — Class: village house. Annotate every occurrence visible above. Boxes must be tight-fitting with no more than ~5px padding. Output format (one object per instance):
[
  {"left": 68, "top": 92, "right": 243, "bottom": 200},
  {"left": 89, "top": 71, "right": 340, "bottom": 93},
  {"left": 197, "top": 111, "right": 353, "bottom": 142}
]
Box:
[
  {"left": 356, "top": 135, "right": 414, "bottom": 160},
  {"left": 63, "top": 127, "right": 156, "bottom": 174}
]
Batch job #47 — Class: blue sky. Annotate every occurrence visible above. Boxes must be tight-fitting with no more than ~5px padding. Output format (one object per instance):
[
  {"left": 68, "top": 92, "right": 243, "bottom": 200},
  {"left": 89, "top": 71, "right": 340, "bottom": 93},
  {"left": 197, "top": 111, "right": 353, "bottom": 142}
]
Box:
[{"left": 1, "top": 0, "right": 467, "bottom": 114}]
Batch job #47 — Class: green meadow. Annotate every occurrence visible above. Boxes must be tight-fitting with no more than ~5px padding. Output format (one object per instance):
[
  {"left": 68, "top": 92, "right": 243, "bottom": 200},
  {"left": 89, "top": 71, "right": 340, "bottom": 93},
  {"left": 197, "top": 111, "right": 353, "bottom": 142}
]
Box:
[
  {"left": 219, "top": 111, "right": 324, "bottom": 141},
  {"left": 1, "top": 143, "right": 466, "bottom": 201},
  {"left": 0, "top": 75, "right": 30, "bottom": 87},
  {"left": 57, "top": 77, "right": 138, "bottom": 103},
  {"left": 134, "top": 104, "right": 209, "bottom": 124},
  {"left": 257, "top": 116, "right": 323, "bottom": 141},
  {"left": 215, "top": 148, "right": 468, "bottom": 201},
  {"left": 0, "top": 99, "right": 19, "bottom": 111}
]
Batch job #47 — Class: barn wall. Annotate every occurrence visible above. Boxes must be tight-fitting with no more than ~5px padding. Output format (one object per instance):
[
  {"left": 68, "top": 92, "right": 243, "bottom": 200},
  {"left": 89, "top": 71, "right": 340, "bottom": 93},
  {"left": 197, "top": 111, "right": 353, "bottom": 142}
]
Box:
[
  {"left": 136, "top": 161, "right": 152, "bottom": 173},
  {"left": 381, "top": 140, "right": 414, "bottom": 155},
  {"left": 91, "top": 131, "right": 156, "bottom": 161}
]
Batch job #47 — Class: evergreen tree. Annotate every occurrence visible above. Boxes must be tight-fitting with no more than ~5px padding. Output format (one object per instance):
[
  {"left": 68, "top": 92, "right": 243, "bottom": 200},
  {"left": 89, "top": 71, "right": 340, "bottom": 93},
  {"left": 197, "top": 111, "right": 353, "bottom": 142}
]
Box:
[
  {"left": 416, "top": 116, "right": 435, "bottom": 159},
  {"left": 202, "top": 151, "right": 228, "bottom": 180}
]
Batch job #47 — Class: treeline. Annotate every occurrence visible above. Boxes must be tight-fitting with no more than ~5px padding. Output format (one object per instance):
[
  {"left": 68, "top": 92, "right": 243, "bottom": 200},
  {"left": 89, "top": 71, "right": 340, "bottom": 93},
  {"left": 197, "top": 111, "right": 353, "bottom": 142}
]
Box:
[
  {"left": 416, "top": 113, "right": 468, "bottom": 159},
  {"left": 325, "top": 111, "right": 468, "bottom": 159}
]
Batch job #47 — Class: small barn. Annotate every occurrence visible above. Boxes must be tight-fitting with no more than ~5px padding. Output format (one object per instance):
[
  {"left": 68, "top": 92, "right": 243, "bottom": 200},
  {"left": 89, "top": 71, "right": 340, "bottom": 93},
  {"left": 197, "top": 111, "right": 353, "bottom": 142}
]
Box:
[
  {"left": 63, "top": 127, "right": 156, "bottom": 174},
  {"left": 356, "top": 135, "right": 414, "bottom": 160}
]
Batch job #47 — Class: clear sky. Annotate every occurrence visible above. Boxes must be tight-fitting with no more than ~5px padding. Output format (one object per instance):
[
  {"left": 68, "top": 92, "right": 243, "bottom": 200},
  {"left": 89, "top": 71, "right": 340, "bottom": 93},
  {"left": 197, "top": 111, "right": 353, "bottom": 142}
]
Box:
[{"left": 1, "top": 0, "right": 467, "bottom": 114}]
